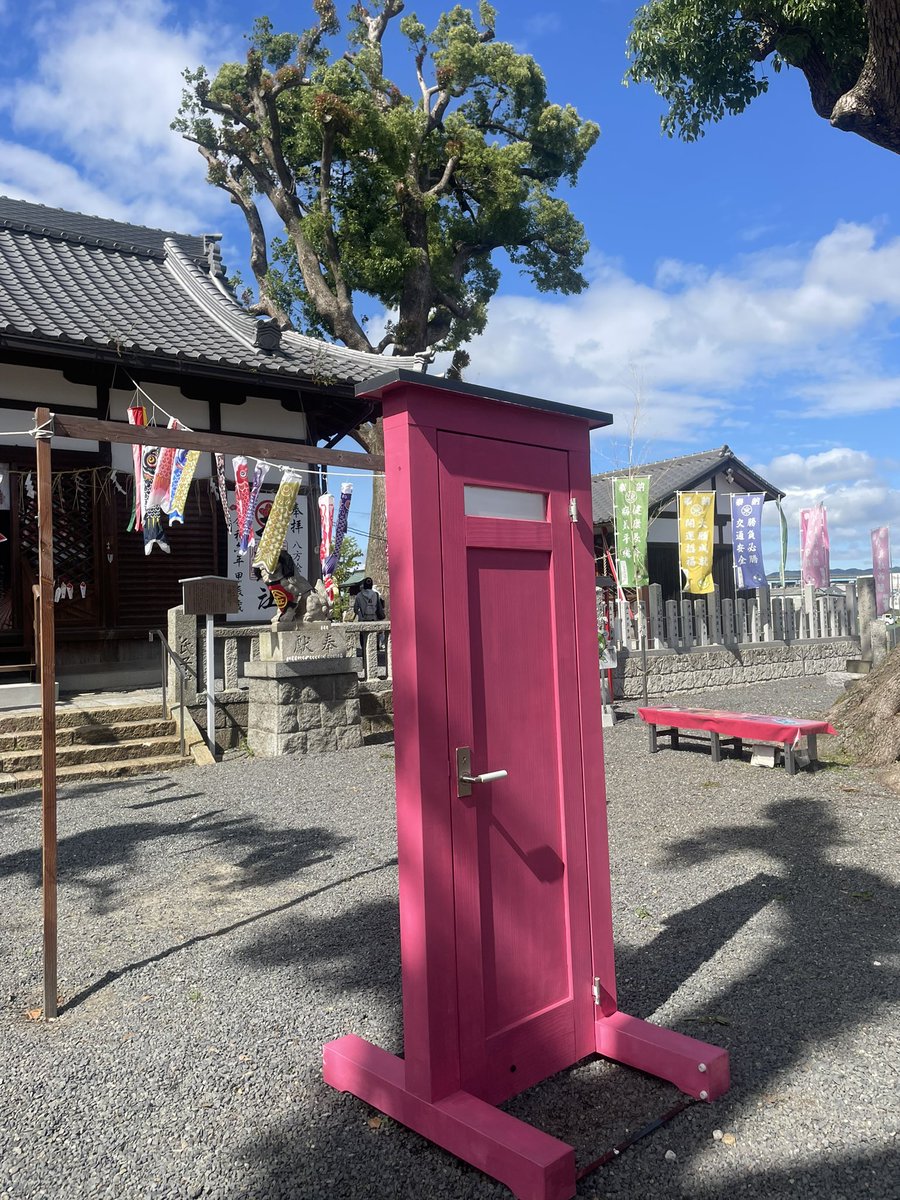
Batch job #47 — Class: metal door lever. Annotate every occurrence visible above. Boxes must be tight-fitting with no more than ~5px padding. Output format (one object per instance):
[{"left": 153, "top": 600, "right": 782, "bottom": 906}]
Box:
[
  {"left": 461, "top": 770, "right": 509, "bottom": 785},
  {"left": 456, "top": 747, "right": 507, "bottom": 797}
]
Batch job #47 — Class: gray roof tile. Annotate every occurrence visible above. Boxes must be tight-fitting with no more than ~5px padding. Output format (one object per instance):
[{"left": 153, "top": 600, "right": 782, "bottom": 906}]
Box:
[
  {"left": 0, "top": 196, "right": 425, "bottom": 385},
  {"left": 591, "top": 445, "right": 783, "bottom": 524}
]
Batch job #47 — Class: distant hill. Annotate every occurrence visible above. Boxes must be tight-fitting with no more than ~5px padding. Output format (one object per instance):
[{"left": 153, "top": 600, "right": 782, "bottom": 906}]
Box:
[{"left": 766, "top": 567, "right": 893, "bottom": 582}]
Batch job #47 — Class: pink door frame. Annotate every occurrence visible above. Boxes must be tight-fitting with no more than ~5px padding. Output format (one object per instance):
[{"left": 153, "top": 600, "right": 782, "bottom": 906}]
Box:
[{"left": 323, "top": 376, "right": 729, "bottom": 1200}]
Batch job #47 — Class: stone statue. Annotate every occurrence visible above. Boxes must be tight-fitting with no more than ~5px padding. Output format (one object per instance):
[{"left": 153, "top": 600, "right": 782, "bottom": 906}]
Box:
[
  {"left": 254, "top": 548, "right": 313, "bottom": 625},
  {"left": 303, "top": 579, "right": 331, "bottom": 623}
]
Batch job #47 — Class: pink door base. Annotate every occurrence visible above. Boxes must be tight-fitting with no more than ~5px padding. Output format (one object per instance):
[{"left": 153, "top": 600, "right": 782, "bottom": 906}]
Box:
[{"left": 323, "top": 1015, "right": 729, "bottom": 1200}]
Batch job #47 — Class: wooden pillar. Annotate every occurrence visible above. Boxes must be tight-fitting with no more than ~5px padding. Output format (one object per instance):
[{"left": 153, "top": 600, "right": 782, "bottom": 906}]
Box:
[{"left": 36, "top": 407, "right": 57, "bottom": 1021}]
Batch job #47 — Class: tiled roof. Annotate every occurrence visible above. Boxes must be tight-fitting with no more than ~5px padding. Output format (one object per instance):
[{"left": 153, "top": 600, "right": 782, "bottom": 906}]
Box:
[
  {"left": 591, "top": 445, "right": 784, "bottom": 524},
  {"left": 0, "top": 196, "right": 426, "bottom": 385}
]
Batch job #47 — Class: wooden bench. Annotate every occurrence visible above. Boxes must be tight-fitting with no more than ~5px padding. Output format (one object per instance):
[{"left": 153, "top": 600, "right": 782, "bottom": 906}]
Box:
[{"left": 637, "top": 706, "right": 837, "bottom": 775}]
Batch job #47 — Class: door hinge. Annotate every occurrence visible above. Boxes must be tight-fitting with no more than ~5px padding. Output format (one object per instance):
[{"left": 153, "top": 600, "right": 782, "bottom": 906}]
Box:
[
  {"left": 592, "top": 977, "right": 602, "bottom": 1005},
  {"left": 569, "top": 497, "right": 578, "bottom": 524}
]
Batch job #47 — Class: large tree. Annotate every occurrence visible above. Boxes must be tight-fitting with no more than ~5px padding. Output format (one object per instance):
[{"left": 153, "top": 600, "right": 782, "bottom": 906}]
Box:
[
  {"left": 626, "top": 1, "right": 900, "bottom": 157},
  {"left": 174, "top": 2, "right": 598, "bottom": 590}
]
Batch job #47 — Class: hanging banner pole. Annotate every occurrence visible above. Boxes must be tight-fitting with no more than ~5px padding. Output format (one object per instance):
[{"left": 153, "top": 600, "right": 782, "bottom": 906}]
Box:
[{"left": 35, "top": 407, "right": 58, "bottom": 1020}]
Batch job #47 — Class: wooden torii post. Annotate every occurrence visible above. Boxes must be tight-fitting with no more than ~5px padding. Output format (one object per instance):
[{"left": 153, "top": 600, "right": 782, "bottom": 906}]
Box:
[{"left": 28, "top": 407, "right": 382, "bottom": 1020}]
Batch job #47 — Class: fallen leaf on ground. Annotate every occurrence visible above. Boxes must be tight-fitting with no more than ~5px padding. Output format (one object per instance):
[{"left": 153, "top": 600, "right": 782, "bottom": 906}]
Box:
[
  {"left": 367, "top": 1116, "right": 382, "bottom": 1130},
  {"left": 721, "top": 1133, "right": 736, "bottom": 1146},
  {"left": 25, "top": 1008, "right": 42, "bottom": 1021}
]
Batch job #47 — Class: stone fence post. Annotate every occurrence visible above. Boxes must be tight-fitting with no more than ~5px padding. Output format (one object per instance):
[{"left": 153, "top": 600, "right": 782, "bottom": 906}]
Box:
[{"left": 856, "top": 576, "right": 877, "bottom": 660}]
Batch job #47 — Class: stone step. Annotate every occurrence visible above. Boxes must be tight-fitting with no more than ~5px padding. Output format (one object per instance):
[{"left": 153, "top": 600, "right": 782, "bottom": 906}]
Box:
[
  {"left": 0, "top": 735, "right": 182, "bottom": 774},
  {"left": 0, "top": 718, "right": 175, "bottom": 752},
  {"left": 0, "top": 703, "right": 164, "bottom": 735},
  {"left": 0, "top": 754, "right": 190, "bottom": 792}
]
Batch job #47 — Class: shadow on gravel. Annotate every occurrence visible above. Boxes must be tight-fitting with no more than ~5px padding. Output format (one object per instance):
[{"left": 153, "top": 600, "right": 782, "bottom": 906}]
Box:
[
  {"left": 61, "top": 858, "right": 398, "bottom": 1015},
  {"left": 636, "top": 796, "right": 899, "bottom": 1102},
  {"left": 0, "top": 806, "right": 350, "bottom": 909},
  {"left": 226, "top": 797, "right": 900, "bottom": 1198},
  {"left": 240, "top": 894, "right": 402, "bottom": 1021}
]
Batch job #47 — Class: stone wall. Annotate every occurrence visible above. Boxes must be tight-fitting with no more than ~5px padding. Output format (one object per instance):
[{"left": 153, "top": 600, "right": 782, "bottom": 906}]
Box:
[
  {"left": 187, "top": 692, "right": 249, "bottom": 753},
  {"left": 245, "top": 660, "right": 362, "bottom": 757},
  {"left": 359, "top": 682, "right": 393, "bottom": 742},
  {"left": 613, "top": 637, "right": 859, "bottom": 700}
]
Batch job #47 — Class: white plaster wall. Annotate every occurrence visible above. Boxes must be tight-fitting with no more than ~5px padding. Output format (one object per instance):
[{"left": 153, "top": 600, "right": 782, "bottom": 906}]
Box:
[{"left": 0, "top": 365, "right": 99, "bottom": 451}]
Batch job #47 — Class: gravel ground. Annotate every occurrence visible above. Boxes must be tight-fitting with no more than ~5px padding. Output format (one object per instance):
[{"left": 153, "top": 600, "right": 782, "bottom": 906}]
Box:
[{"left": 0, "top": 675, "right": 897, "bottom": 1200}]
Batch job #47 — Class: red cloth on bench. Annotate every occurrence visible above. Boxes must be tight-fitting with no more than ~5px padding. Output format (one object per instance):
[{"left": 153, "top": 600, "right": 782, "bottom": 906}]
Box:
[{"left": 637, "top": 707, "right": 836, "bottom": 744}]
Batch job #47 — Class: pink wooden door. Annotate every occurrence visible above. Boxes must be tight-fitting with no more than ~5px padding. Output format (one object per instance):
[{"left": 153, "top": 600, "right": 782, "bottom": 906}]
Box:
[{"left": 439, "top": 432, "right": 595, "bottom": 1106}]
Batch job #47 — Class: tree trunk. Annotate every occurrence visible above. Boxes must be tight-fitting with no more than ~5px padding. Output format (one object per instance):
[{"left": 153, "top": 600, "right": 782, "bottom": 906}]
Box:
[
  {"left": 351, "top": 418, "right": 390, "bottom": 614},
  {"left": 831, "top": 0, "right": 900, "bottom": 154}
]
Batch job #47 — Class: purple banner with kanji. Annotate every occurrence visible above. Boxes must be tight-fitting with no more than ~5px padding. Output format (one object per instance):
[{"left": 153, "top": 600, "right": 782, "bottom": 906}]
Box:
[
  {"left": 800, "top": 504, "right": 830, "bottom": 588},
  {"left": 872, "top": 526, "right": 891, "bottom": 616},
  {"left": 730, "top": 493, "right": 767, "bottom": 589}
]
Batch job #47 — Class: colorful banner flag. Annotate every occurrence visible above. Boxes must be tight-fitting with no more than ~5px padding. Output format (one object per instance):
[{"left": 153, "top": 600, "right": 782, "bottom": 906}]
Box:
[
  {"left": 226, "top": 480, "right": 308, "bottom": 622},
  {"left": 239, "top": 462, "right": 269, "bottom": 555},
  {"left": 730, "top": 493, "right": 767, "bottom": 589},
  {"left": 233, "top": 456, "right": 250, "bottom": 548},
  {"left": 214, "top": 453, "right": 234, "bottom": 538},
  {"left": 775, "top": 497, "right": 788, "bottom": 587},
  {"left": 872, "top": 526, "right": 892, "bottom": 616},
  {"left": 254, "top": 471, "right": 302, "bottom": 576},
  {"left": 612, "top": 475, "right": 650, "bottom": 588},
  {"left": 126, "top": 406, "right": 146, "bottom": 532},
  {"left": 678, "top": 491, "right": 715, "bottom": 594},
  {"left": 324, "top": 483, "right": 353, "bottom": 577},
  {"left": 146, "top": 419, "right": 184, "bottom": 510},
  {"left": 167, "top": 449, "right": 201, "bottom": 525},
  {"left": 800, "top": 504, "right": 830, "bottom": 588},
  {"left": 139, "top": 443, "right": 170, "bottom": 556},
  {"left": 319, "top": 491, "right": 335, "bottom": 602}
]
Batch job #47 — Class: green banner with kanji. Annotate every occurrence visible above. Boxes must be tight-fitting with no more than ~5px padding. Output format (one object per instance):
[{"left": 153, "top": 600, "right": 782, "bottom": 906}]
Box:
[{"left": 613, "top": 475, "right": 650, "bottom": 587}]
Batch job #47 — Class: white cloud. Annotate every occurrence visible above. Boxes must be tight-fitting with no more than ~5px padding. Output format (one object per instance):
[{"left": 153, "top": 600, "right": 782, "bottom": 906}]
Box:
[
  {"left": 758, "top": 448, "right": 881, "bottom": 490},
  {"left": 757, "top": 448, "right": 900, "bottom": 565},
  {"left": 524, "top": 13, "right": 562, "bottom": 37},
  {"left": 0, "top": 140, "right": 204, "bottom": 231},
  {"left": 466, "top": 222, "right": 900, "bottom": 437},
  {"left": 0, "top": 0, "right": 237, "bottom": 231},
  {"left": 792, "top": 375, "right": 900, "bottom": 416}
]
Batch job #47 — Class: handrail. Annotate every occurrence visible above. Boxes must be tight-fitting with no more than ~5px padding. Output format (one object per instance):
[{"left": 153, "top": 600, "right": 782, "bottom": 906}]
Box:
[{"left": 148, "top": 629, "right": 190, "bottom": 757}]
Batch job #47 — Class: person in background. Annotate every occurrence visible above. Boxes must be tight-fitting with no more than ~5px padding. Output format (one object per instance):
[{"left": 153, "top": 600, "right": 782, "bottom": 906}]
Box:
[{"left": 353, "top": 577, "right": 385, "bottom": 622}]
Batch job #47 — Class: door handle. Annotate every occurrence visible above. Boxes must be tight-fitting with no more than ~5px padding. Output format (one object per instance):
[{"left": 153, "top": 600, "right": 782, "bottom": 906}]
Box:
[{"left": 456, "top": 747, "right": 507, "bottom": 797}]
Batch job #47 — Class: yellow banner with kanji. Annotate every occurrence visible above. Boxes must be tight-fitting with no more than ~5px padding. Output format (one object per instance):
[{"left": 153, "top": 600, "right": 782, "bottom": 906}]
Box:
[{"left": 678, "top": 491, "right": 715, "bottom": 594}]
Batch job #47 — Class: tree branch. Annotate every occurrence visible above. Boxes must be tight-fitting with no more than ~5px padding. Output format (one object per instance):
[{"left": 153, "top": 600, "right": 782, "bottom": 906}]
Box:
[
  {"left": 193, "top": 144, "right": 292, "bottom": 327},
  {"left": 199, "top": 95, "right": 260, "bottom": 133},
  {"left": 426, "top": 155, "right": 459, "bottom": 197}
]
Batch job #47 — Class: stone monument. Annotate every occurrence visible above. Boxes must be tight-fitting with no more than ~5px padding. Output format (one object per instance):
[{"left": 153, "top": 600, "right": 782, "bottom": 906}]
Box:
[{"left": 244, "top": 585, "right": 363, "bottom": 756}]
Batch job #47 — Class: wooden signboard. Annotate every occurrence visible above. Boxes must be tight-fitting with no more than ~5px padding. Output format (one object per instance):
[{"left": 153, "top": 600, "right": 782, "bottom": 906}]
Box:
[{"left": 181, "top": 575, "right": 239, "bottom": 616}]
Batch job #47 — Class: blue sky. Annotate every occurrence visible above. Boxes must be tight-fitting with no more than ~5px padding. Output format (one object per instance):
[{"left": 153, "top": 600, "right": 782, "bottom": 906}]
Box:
[{"left": 0, "top": 0, "right": 898, "bottom": 566}]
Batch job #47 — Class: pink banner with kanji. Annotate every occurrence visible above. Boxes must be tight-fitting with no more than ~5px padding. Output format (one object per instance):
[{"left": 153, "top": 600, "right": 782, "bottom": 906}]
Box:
[
  {"left": 872, "top": 526, "right": 891, "bottom": 615},
  {"left": 800, "top": 504, "right": 830, "bottom": 588}
]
